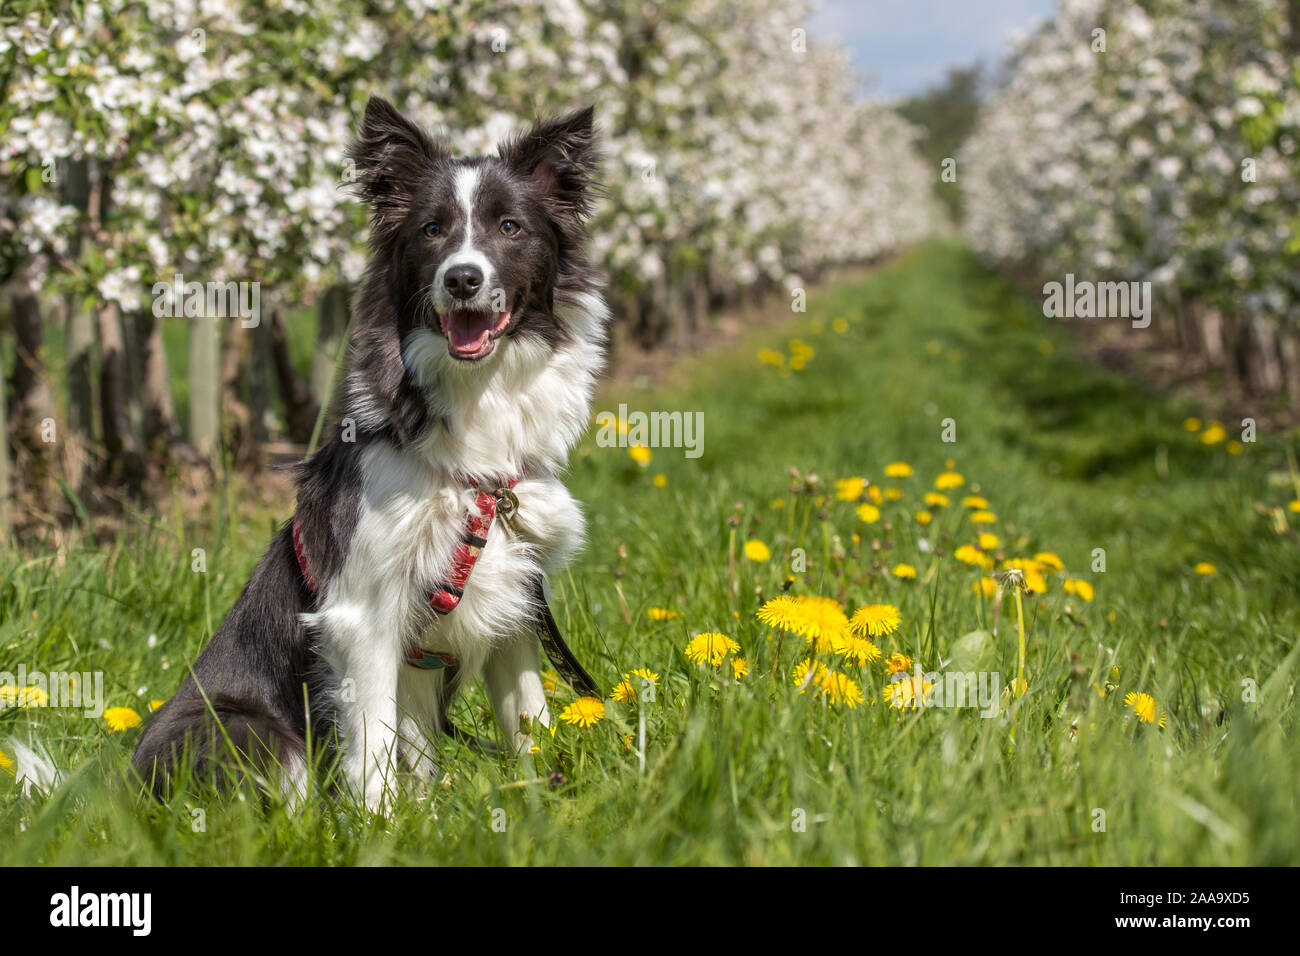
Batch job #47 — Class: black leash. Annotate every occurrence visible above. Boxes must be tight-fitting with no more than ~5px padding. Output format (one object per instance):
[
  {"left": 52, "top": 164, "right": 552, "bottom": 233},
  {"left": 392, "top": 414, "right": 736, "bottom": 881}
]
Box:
[{"left": 529, "top": 574, "right": 600, "bottom": 697}]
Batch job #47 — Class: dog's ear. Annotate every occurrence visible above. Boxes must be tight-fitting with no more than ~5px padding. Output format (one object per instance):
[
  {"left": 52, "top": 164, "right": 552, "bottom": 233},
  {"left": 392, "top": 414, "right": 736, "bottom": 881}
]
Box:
[
  {"left": 346, "top": 96, "right": 446, "bottom": 223},
  {"left": 498, "top": 106, "right": 599, "bottom": 222}
]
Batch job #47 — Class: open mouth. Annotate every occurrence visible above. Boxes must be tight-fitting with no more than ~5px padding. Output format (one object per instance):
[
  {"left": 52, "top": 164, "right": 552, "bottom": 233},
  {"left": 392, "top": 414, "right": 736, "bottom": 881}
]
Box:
[{"left": 439, "top": 307, "right": 512, "bottom": 361}]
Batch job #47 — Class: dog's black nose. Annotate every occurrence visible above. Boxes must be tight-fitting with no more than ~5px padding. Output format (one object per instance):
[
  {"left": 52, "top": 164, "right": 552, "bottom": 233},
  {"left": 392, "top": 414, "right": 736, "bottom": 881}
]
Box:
[{"left": 444, "top": 264, "right": 483, "bottom": 300}]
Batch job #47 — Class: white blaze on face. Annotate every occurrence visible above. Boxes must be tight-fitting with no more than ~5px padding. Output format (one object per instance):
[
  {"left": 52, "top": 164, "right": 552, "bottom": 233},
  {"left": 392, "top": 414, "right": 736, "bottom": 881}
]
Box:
[{"left": 432, "top": 164, "right": 497, "bottom": 315}]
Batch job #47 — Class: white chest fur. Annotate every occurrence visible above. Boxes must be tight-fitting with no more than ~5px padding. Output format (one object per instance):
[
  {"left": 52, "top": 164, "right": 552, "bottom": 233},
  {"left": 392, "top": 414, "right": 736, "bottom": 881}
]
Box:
[{"left": 302, "top": 293, "right": 605, "bottom": 808}]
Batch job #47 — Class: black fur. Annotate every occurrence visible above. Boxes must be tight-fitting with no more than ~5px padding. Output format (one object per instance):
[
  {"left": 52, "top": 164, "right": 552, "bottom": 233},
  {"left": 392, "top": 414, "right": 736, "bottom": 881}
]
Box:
[{"left": 132, "top": 525, "right": 319, "bottom": 794}]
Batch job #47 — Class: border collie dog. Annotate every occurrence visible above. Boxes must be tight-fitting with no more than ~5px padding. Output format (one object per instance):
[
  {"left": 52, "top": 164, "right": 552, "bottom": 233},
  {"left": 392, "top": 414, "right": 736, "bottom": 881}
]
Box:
[{"left": 133, "top": 97, "right": 606, "bottom": 812}]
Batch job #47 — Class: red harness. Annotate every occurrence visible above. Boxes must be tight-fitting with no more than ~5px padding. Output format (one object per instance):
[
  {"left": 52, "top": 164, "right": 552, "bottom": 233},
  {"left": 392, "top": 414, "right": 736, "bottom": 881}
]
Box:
[{"left": 292, "top": 476, "right": 520, "bottom": 671}]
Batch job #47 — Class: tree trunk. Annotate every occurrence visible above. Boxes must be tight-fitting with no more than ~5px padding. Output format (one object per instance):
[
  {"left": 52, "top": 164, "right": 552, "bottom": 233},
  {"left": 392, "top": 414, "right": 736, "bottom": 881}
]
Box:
[
  {"left": 1248, "top": 317, "right": 1283, "bottom": 395},
  {"left": 64, "top": 304, "right": 97, "bottom": 491},
  {"left": 609, "top": 288, "right": 637, "bottom": 364},
  {"left": 0, "top": 358, "right": 9, "bottom": 539},
  {"left": 269, "top": 307, "right": 319, "bottom": 444},
  {"left": 1279, "top": 330, "right": 1300, "bottom": 416},
  {"left": 649, "top": 271, "right": 669, "bottom": 349},
  {"left": 1199, "top": 306, "right": 1225, "bottom": 367},
  {"left": 312, "top": 285, "right": 348, "bottom": 410},
  {"left": 136, "top": 308, "right": 180, "bottom": 458},
  {"left": 219, "top": 319, "right": 257, "bottom": 467},
  {"left": 692, "top": 272, "right": 709, "bottom": 335},
  {"left": 7, "top": 283, "right": 54, "bottom": 506},
  {"left": 97, "top": 301, "right": 146, "bottom": 492},
  {"left": 189, "top": 314, "right": 220, "bottom": 463}
]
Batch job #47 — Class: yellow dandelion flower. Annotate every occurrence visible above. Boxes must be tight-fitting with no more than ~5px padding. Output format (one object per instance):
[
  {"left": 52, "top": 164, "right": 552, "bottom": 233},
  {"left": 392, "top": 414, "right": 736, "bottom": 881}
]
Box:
[
  {"left": 973, "top": 578, "right": 998, "bottom": 597},
  {"left": 832, "top": 317, "right": 849, "bottom": 334},
  {"left": 629, "top": 667, "right": 660, "bottom": 685},
  {"left": 1123, "top": 692, "right": 1166, "bottom": 728},
  {"left": 756, "top": 595, "right": 801, "bottom": 629},
  {"left": 1288, "top": 500, "right": 1300, "bottom": 513},
  {"left": 0, "top": 746, "right": 12, "bottom": 775},
  {"left": 1033, "top": 551, "right": 1065, "bottom": 572},
  {"left": 934, "top": 471, "right": 964, "bottom": 490},
  {"left": 884, "top": 487, "right": 903, "bottom": 500},
  {"left": 758, "top": 347, "right": 786, "bottom": 367},
  {"left": 1183, "top": 417, "right": 1201, "bottom": 432},
  {"left": 770, "top": 497, "right": 786, "bottom": 509},
  {"left": 892, "top": 563, "right": 917, "bottom": 580},
  {"left": 611, "top": 680, "right": 636, "bottom": 704},
  {"left": 744, "top": 539, "right": 772, "bottom": 562},
  {"left": 954, "top": 544, "right": 991, "bottom": 570},
  {"left": 815, "top": 671, "right": 863, "bottom": 708},
  {"left": 924, "top": 492, "right": 949, "bottom": 508},
  {"left": 848, "top": 603, "right": 902, "bottom": 638},
  {"left": 653, "top": 473, "right": 668, "bottom": 487},
  {"left": 685, "top": 632, "right": 740, "bottom": 667},
  {"left": 1194, "top": 562, "right": 1217, "bottom": 575},
  {"left": 962, "top": 495, "right": 990, "bottom": 509},
  {"left": 969, "top": 510, "right": 997, "bottom": 524},
  {"left": 1200, "top": 423, "right": 1226, "bottom": 445},
  {"left": 793, "top": 658, "right": 829, "bottom": 689},
  {"left": 560, "top": 696, "right": 606, "bottom": 728},
  {"left": 731, "top": 657, "right": 749, "bottom": 679},
  {"left": 1227, "top": 441, "right": 1243, "bottom": 455},
  {"left": 857, "top": 503, "right": 881, "bottom": 523},
  {"left": 884, "top": 674, "right": 933, "bottom": 709},
  {"left": 758, "top": 595, "right": 848, "bottom": 651},
  {"left": 629, "top": 444, "right": 652, "bottom": 465},
  {"left": 867, "top": 485, "right": 883, "bottom": 505},
  {"left": 795, "top": 597, "right": 852, "bottom": 651},
  {"left": 104, "top": 707, "right": 142, "bottom": 733},
  {"left": 885, "top": 652, "right": 913, "bottom": 675},
  {"left": 978, "top": 532, "right": 1000, "bottom": 551},
  {"left": 836, "top": 634, "right": 882, "bottom": 666},
  {"left": 149, "top": 699, "right": 166, "bottom": 712},
  {"left": 914, "top": 510, "right": 932, "bottom": 526},
  {"left": 1063, "top": 578, "right": 1095, "bottom": 601},
  {"left": 647, "top": 607, "right": 681, "bottom": 621},
  {"left": 884, "top": 462, "right": 913, "bottom": 478},
  {"left": 1, "top": 686, "right": 47, "bottom": 708},
  {"left": 835, "top": 477, "right": 866, "bottom": 501}
]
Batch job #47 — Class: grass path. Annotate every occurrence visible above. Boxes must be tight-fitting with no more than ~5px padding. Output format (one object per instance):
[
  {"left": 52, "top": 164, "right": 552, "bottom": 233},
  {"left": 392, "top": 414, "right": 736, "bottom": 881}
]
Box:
[{"left": 2, "top": 240, "right": 1297, "bottom": 865}]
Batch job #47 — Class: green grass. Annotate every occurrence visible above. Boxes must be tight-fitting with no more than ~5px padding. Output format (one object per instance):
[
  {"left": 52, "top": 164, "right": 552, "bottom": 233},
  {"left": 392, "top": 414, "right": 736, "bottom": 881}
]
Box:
[{"left": 2, "top": 240, "right": 1297, "bottom": 865}]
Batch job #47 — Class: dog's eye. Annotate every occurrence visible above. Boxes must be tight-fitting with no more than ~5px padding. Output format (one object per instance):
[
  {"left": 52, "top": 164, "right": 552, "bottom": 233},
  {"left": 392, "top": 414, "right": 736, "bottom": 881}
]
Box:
[
  {"left": 500, "top": 219, "right": 522, "bottom": 237},
  {"left": 422, "top": 222, "right": 442, "bottom": 238}
]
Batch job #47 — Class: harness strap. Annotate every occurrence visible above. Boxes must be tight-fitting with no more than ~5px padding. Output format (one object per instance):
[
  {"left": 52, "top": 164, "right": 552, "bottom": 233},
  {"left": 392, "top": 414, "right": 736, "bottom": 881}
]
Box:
[
  {"left": 291, "top": 519, "right": 318, "bottom": 592},
  {"left": 291, "top": 476, "right": 599, "bottom": 696},
  {"left": 427, "top": 481, "right": 514, "bottom": 614}
]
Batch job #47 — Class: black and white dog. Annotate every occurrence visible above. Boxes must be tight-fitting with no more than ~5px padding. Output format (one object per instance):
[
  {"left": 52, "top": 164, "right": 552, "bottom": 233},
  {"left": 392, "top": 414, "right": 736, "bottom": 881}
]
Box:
[{"left": 133, "top": 97, "right": 606, "bottom": 812}]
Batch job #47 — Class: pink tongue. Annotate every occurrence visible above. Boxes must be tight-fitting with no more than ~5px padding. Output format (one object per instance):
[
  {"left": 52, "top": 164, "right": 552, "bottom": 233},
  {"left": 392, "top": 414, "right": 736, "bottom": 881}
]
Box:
[{"left": 445, "top": 311, "right": 493, "bottom": 353}]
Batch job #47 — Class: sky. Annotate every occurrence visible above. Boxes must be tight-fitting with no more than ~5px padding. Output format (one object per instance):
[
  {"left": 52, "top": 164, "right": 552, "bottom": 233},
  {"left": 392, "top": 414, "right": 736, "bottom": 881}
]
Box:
[{"left": 809, "top": 0, "right": 1058, "bottom": 98}]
